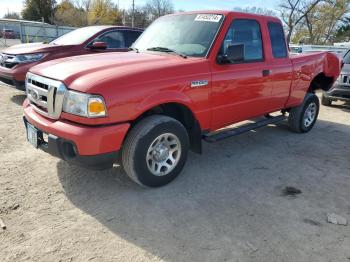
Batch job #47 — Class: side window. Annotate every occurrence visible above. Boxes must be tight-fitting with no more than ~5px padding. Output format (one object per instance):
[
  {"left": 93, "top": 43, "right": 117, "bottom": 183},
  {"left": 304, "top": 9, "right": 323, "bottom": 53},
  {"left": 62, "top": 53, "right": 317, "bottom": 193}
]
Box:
[
  {"left": 268, "top": 22, "right": 288, "bottom": 58},
  {"left": 126, "top": 31, "right": 143, "bottom": 47},
  {"left": 221, "top": 19, "right": 263, "bottom": 62},
  {"left": 93, "top": 31, "right": 126, "bottom": 49}
]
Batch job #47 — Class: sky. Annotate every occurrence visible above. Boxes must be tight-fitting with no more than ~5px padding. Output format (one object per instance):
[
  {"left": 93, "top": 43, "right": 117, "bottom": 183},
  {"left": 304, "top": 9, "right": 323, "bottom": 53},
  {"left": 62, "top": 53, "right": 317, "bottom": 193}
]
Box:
[{"left": 0, "top": 0, "right": 278, "bottom": 19}]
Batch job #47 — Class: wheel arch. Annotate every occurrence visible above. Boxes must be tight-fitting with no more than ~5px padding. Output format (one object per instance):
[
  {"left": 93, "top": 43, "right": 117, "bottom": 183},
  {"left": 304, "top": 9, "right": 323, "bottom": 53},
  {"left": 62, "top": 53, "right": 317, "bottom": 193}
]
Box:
[
  {"left": 131, "top": 101, "right": 203, "bottom": 154},
  {"left": 308, "top": 72, "right": 334, "bottom": 93}
]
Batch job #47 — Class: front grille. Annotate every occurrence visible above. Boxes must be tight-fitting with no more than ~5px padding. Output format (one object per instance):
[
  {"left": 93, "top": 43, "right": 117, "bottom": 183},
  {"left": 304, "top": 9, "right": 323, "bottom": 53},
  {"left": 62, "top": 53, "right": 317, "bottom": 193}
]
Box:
[
  {"left": 341, "top": 75, "right": 350, "bottom": 86},
  {"left": 26, "top": 73, "right": 67, "bottom": 119},
  {"left": 31, "top": 79, "right": 49, "bottom": 90}
]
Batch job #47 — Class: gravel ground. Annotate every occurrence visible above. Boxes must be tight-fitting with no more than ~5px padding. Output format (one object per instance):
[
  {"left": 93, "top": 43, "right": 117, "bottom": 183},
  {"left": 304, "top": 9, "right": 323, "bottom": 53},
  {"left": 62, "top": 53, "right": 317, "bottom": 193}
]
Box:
[{"left": 0, "top": 85, "right": 349, "bottom": 262}]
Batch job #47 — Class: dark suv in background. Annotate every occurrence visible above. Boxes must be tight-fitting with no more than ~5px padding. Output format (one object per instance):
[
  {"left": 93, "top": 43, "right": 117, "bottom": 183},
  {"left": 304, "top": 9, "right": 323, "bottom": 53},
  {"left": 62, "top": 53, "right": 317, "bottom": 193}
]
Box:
[
  {"left": 322, "top": 49, "right": 350, "bottom": 106},
  {"left": 0, "top": 26, "right": 143, "bottom": 90}
]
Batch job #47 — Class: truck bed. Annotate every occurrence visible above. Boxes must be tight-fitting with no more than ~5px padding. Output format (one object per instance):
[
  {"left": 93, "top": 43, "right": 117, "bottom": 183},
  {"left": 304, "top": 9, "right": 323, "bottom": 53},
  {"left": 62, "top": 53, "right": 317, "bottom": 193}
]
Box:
[{"left": 287, "top": 51, "right": 341, "bottom": 107}]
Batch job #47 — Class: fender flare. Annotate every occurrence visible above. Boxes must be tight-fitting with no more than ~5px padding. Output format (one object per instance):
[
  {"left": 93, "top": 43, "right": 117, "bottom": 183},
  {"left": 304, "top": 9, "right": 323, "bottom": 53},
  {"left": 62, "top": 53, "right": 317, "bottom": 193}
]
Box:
[
  {"left": 135, "top": 90, "right": 195, "bottom": 119},
  {"left": 134, "top": 90, "right": 203, "bottom": 154}
]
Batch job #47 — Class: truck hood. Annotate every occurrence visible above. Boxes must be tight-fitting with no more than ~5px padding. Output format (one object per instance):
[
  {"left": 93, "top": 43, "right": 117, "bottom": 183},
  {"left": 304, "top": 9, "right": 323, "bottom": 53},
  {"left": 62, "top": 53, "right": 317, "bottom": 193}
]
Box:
[
  {"left": 30, "top": 52, "right": 201, "bottom": 93},
  {"left": 2, "top": 42, "right": 76, "bottom": 55}
]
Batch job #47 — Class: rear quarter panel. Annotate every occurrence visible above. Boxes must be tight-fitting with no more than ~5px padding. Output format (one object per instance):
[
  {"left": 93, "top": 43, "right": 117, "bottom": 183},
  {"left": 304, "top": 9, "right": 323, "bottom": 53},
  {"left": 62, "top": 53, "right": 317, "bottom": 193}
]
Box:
[{"left": 286, "top": 52, "right": 341, "bottom": 107}]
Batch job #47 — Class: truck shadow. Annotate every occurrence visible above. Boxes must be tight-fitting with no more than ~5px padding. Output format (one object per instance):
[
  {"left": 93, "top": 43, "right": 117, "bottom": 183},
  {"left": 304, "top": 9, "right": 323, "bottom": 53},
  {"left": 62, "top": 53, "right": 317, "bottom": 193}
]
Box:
[
  {"left": 10, "top": 94, "right": 26, "bottom": 106},
  {"left": 328, "top": 102, "right": 350, "bottom": 113},
  {"left": 56, "top": 119, "right": 350, "bottom": 261}
]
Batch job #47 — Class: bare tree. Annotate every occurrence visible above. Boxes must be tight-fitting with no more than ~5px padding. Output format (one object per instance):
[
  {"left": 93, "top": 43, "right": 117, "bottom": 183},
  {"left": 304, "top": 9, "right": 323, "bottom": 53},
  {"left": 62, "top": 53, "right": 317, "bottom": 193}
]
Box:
[
  {"left": 302, "top": 0, "right": 350, "bottom": 44},
  {"left": 3, "top": 12, "right": 21, "bottom": 20},
  {"left": 280, "top": 0, "right": 324, "bottom": 44},
  {"left": 234, "top": 6, "right": 277, "bottom": 16},
  {"left": 74, "top": 0, "right": 91, "bottom": 10},
  {"left": 121, "top": 0, "right": 173, "bottom": 28},
  {"left": 145, "top": 0, "right": 174, "bottom": 20}
]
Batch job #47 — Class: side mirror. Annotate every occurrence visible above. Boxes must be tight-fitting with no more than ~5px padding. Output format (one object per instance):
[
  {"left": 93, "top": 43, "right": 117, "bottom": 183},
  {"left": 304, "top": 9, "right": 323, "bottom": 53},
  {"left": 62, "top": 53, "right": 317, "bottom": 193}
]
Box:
[
  {"left": 218, "top": 44, "right": 245, "bottom": 64},
  {"left": 90, "top": 41, "right": 108, "bottom": 50}
]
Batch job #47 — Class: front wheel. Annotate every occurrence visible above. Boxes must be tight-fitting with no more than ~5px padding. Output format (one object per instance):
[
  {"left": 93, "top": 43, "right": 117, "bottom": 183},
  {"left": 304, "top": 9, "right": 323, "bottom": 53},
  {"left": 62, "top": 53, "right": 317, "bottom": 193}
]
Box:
[
  {"left": 288, "top": 93, "right": 320, "bottom": 133},
  {"left": 122, "top": 115, "right": 189, "bottom": 187}
]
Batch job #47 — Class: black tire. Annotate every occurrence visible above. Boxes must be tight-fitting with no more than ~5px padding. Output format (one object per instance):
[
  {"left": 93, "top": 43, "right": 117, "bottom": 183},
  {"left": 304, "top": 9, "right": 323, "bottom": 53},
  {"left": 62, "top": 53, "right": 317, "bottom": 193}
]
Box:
[
  {"left": 122, "top": 115, "right": 190, "bottom": 187},
  {"left": 288, "top": 93, "right": 320, "bottom": 133},
  {"left": 321, "top": 94, "right": 332, "bottom": 106}
]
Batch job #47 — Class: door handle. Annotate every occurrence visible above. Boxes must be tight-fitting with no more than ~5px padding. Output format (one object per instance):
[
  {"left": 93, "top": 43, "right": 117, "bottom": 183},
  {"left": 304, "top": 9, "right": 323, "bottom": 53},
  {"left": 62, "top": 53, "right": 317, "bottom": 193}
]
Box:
[{"left": 262, "top": 69, "right": 270, "bottom": 77}]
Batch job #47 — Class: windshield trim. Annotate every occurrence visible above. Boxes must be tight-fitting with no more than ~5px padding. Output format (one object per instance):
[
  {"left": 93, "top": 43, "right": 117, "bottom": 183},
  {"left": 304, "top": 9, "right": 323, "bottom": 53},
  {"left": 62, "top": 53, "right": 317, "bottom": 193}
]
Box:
[
  {"left": 204, "top": 14, "right": 226, "bottom": 59},
  {"left": 344, "top": 50, "right": 350, "bottom": 64}
]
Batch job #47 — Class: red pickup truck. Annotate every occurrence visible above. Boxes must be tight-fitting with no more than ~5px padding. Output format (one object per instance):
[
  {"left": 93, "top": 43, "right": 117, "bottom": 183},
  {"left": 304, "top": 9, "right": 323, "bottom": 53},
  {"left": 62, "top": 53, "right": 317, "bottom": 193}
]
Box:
[{"left": 23, "top": 11, "right": 341, "bottom": 187}]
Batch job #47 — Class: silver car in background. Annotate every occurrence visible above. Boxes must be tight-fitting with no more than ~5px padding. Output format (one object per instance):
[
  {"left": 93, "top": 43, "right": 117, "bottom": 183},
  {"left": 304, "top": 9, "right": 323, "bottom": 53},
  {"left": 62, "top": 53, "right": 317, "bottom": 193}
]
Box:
[{"left": 322, "top": 49, "right": 350, "bottom": 106}]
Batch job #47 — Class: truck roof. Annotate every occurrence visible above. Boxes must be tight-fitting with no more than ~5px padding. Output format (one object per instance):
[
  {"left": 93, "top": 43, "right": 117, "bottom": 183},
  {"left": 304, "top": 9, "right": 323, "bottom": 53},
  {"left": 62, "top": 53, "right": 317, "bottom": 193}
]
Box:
[
  {"left": 83, "top": 25, "right": 144, "bottom": 31},
  {"left": 167, "top": 10, "right": 281, "bottom": 23}
]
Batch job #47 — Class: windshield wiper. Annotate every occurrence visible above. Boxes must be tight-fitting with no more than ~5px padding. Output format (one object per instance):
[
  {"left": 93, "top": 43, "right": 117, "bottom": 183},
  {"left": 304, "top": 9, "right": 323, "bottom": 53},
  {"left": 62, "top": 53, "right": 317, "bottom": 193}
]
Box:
[
  {"left": 129, "top": 47, "right": 139, "bottom": 53},
  {"left": 146, "top": 47, "right": 187, "bottom": 58}
]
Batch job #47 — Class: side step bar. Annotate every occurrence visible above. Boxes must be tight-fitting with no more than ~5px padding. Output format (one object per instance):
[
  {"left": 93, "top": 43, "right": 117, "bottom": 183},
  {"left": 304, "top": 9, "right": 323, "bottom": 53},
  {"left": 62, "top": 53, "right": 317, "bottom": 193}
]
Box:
[{"left": 203, "top": 115, "right": 287, "bottom": 143}]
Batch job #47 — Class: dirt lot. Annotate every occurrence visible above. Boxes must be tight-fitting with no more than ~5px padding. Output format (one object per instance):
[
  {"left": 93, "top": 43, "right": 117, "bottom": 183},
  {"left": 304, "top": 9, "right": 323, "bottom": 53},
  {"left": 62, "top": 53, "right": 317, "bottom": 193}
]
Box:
[{"left": 0, "top": 84, "right": 349, "bottom": 262}]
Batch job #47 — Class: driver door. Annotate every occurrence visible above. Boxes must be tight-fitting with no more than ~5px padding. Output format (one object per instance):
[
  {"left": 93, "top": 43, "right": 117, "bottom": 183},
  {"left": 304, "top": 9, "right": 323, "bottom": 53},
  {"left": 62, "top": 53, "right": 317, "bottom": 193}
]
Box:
[{"left": 210, "top": 18, "right": 275, "bottom": 130}]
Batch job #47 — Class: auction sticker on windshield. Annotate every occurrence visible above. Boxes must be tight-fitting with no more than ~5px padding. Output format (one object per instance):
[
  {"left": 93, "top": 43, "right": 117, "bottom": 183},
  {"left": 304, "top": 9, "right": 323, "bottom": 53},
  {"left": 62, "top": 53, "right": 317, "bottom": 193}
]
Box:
[{"left": 195, "top": 14, "right": 222, "bottom": 23}]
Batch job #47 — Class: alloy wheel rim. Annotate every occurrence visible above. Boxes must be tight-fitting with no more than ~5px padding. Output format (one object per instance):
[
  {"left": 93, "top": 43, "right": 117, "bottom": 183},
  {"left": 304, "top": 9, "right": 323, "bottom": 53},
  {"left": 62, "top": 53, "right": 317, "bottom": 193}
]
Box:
[
  {"left": 146, "top": 133, "right": 181, "bottom": 176},
  {"left": 304, "top": 102, "right": 317, "bottom": 127}
]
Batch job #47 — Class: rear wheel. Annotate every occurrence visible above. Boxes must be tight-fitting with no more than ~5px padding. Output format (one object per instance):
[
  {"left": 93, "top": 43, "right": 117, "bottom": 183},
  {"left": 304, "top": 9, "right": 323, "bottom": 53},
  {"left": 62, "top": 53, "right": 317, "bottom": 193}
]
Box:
[
  {"left": 321, "top": 94, "right": 332, "bottom": 106},
  {"left": 288, "top": 93, "right": 320, "bottom": 133},
  {"left": 122, "top": 115, "right": 189, "bottom": 187}
]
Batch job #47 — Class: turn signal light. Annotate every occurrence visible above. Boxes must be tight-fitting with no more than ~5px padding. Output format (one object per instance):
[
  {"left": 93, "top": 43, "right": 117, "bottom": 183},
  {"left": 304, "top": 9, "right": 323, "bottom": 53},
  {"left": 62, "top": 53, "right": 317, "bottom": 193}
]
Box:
[{"left": 88, "top": 98, "right": 106, "bottom": 117}]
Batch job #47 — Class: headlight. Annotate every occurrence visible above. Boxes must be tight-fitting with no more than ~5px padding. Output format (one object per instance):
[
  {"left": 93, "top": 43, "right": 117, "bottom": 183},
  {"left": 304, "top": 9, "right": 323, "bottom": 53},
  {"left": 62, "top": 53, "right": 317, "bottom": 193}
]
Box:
[
  {"left": 15, "top": 53, "right": 45, "bottom": 63},
  {"left": 63, "top": 90, "right": 107, "bottom": 118}
]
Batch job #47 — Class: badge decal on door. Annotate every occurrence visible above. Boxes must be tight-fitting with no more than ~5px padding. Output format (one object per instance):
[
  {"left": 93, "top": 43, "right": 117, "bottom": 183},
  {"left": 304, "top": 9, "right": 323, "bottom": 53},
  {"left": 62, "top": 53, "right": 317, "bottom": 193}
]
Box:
[{"left": 191, "top": 80, "right": 208, "bottom": 88}]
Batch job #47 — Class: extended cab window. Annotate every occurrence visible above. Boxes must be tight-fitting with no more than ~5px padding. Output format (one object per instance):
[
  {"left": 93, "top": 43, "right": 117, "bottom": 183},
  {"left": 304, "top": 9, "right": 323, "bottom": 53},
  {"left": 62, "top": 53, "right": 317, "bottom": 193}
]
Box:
[
  {"left": 268, "top": 22, "right": 288, "bottom": 58},
  {"left": 93, "top": 31, "right": 126, "bottom": 49},
  {"left": 220, "top": 19, "right": 263, "bottom": 62}
]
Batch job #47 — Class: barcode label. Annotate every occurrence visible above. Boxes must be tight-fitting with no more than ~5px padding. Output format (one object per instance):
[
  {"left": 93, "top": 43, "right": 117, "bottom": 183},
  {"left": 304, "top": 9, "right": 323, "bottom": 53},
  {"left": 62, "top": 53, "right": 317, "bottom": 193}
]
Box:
[{"left": 195, "top": 14, "right": 222, "bottom": 23}]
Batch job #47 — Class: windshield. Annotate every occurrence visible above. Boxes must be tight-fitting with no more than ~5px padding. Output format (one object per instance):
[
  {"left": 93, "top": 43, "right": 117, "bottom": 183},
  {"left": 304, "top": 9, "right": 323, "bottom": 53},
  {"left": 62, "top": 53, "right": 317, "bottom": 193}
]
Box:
[
  {"left": 343, "top": 50, "right": 350, "bottom": 64},
  {"left": 50, "top": 26, "right": 105, "bottom": 45},
  {"left": 133, "top": 13, "right": 224, "bottom": 57}
]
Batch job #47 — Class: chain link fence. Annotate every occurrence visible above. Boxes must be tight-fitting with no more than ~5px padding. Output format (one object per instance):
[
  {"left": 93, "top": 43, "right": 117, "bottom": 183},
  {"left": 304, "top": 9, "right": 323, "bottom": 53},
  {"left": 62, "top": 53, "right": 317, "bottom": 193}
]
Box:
[{"left": 0, "top": 18, "right": 75, "bottom": 49}]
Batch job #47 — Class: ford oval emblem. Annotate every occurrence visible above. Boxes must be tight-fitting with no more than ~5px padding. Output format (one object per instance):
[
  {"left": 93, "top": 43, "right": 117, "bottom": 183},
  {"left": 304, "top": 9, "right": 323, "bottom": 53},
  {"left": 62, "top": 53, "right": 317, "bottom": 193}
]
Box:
[{"left": 31, "top": 89, "right": 39, "bottom": 100}]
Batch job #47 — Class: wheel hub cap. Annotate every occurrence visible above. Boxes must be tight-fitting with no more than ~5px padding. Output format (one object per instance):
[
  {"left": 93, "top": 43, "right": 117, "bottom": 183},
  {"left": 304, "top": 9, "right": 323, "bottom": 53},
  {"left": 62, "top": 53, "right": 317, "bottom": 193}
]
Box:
[
  {"left": 153, "top": 144, "right": 169, "bottom": 162},
  {"left": 146, "top": 133, "right": 182, "bottom": 176}
]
